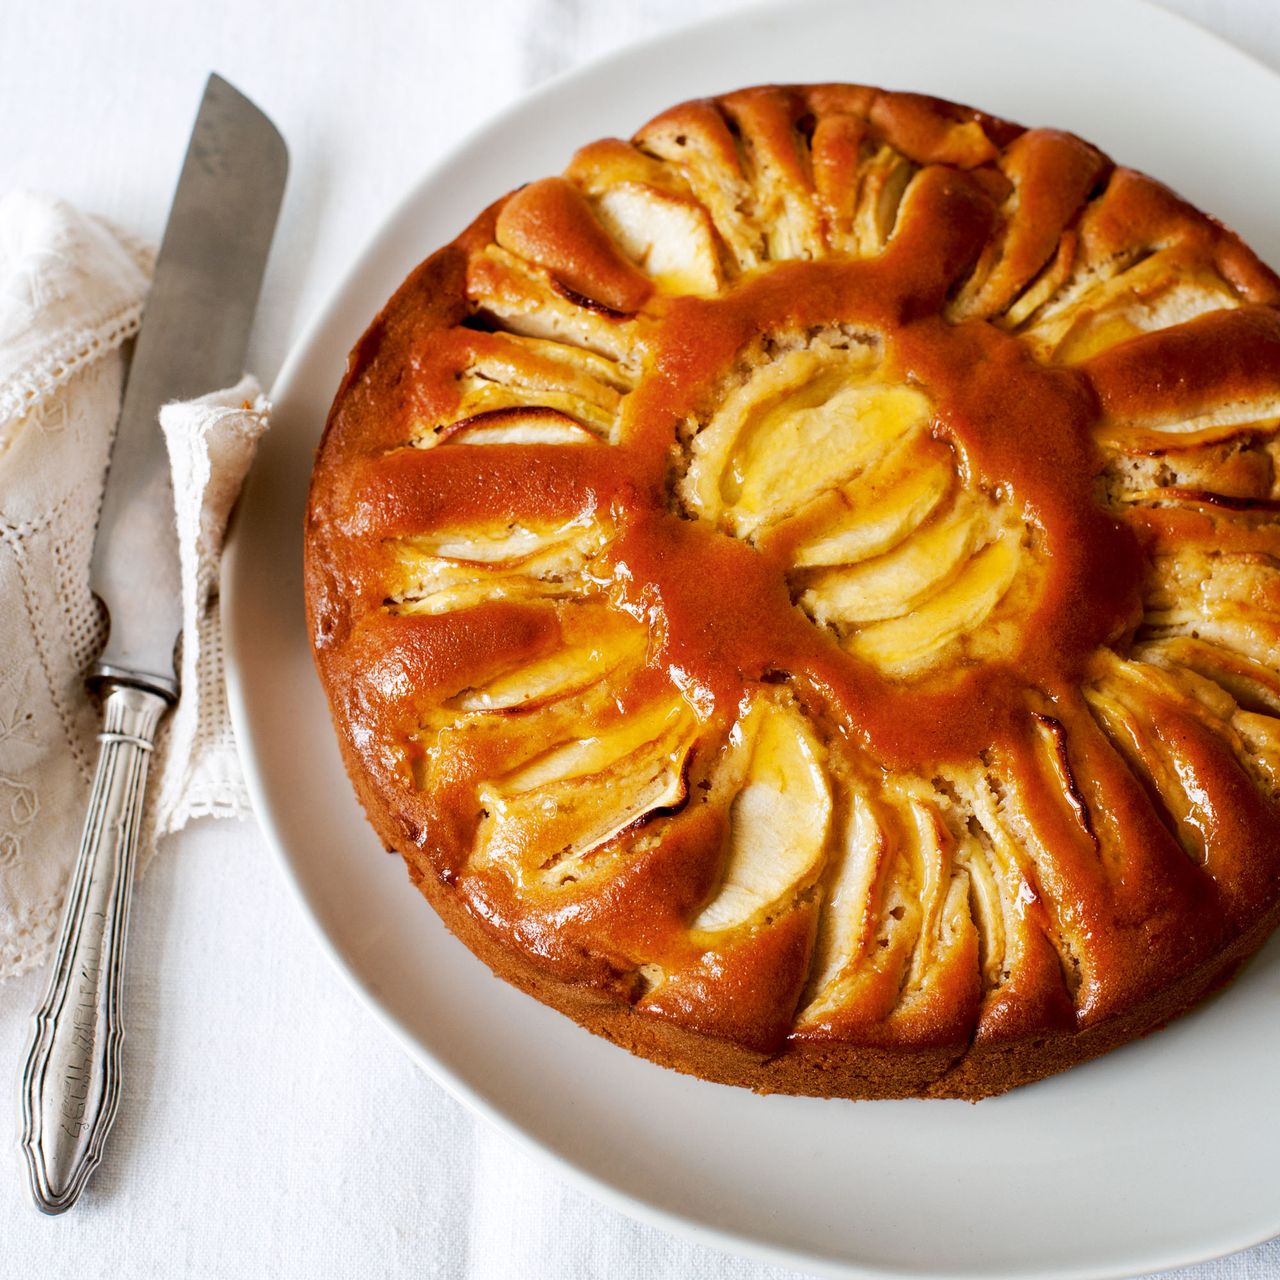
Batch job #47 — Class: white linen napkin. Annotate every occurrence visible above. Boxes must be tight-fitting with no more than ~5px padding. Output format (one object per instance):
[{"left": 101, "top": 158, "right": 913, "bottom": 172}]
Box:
[{"left": 0, "top": 190, "right": 266, "bottom": 980}]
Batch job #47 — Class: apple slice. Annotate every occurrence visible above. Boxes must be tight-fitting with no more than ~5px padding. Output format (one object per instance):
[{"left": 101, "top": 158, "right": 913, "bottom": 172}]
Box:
[
  {"left": 729, "top": 380, "right": 933, "bottom": 534},
  {"left": 467, "top": 329, "right": 634, "bottom": 393},
  {"left": 798, "top": 777, "right": 976, "bottom": 1026},
  {"left": 453, "top": 606, "right": 645, "bottom": 711},
  {"left": 452, "top": 607, "right": 647, "bottom": 713},
  {"left": 392, "top": 576, "right": 577, "bottom": 617},
  {"left": 393, "top": 516, "right": 603, "bottom": 568},
  {"left": 443, "top": 410, "right": 599, "bottom": 447},
  {"left": 466, "top": 244, "right": 639, "bottom": 361},
  {"left": 386, "top": 518, "right": 605, "bottom": 616},
  {"left": 681, "top": 344, "right": 909, "bottom": 530},
  {"left": 898, "top": 792, "right": 950, "bottom": 991},
  {"left": 593, "top": 183, "right": 723, "bottom": 297},
  {"left": 799, "top": 786, "right": 895, "bottom": 1019},
  {"left": 1084, "top": 653, "right": 1225, "bottom": 865},
  {"left": 635, "top": 113, "right": 764, "bottom": 274},
  {"left": 437, "top": 328, "right": 632, "bottom": 442},
  {"left": 954, "top": 821, "right": 1007, "bottom": 991},
  {"left": 1232, "top": 710, "right": 1280, "bottom": 797},
  {"left": 801, "top": 500, "right": 988, "bottom": 626},
  {"left": 693, "top": 698, "right": 832, "bottom": 934},
  {"left": 851, "top": 144, "right": 917, "bottom": 255},
  {"left": 792, "top": 436, "right": 954, "bottom": 567},
  {"left": 474, "top": 697, "right": 698, "bottom": 882},
  {"left": 1087, "top": 651, "right": 1280, "bottom": 873},
  {"left": 1021, "top": 248, "right": 1240, "bottom": 363},
  {"left": 451, "top": 639, "right": 624, "bottom": 713},
  {"left": 432, "top": 384, "right": 614, "bottom": 441},
  {"left": 848, "top": 530, "right": 1023, "bottom": 674},
  {"left": 1143, "top": 547, "right": 1280, "bottom": 672},
  {"left": 1134, "top": 636, "right": 1280, "bottom": 715}
]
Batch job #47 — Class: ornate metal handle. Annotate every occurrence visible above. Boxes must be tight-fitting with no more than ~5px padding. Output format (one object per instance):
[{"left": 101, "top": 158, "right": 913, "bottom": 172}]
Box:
[{"left": 20, "top": 682, "right": 170, "bottom": 1214}]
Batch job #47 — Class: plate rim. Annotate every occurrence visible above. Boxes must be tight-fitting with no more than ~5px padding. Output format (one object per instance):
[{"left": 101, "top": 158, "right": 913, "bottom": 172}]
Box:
[{"left": 223, "top": 1, "right": 1280, "bottom": 1274}]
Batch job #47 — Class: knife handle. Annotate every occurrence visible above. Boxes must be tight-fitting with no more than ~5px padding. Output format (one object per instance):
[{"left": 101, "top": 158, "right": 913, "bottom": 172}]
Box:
[{"left": 20, "top": 682, "right": 170, "bottom": 1214}]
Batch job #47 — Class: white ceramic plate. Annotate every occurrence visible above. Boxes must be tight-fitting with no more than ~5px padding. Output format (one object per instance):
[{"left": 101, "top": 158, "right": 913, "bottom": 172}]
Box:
[{"left": 224, "top": 2, "right": 1280, "bottom": 1274}]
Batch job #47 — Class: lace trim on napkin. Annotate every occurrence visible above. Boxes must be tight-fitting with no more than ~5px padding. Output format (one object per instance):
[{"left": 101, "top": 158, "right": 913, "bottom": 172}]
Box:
[{"left": 0, "top": 191, "right": 264, "bottom": 980}]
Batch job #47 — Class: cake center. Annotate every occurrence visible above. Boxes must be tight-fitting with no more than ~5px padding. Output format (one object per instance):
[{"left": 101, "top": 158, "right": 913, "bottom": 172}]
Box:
[{"left": 673, "top": 329, "right": 1036, "bottom": 679}]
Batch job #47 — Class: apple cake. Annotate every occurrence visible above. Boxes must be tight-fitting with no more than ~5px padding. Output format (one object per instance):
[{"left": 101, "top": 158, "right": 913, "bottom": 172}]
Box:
[{"left": 305, "top": 84, "right": 1280, "bottom": 1099}]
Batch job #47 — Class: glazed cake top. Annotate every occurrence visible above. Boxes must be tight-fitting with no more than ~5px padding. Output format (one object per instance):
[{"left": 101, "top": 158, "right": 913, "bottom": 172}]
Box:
[{"left": 306, "top": 85, "right": 1280, "bottom": 1056}]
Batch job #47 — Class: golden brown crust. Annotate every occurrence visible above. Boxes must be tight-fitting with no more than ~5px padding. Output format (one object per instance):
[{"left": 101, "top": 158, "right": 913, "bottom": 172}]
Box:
[{"left": 305, "top": 84, "right": 1280, "bottom": 1099}]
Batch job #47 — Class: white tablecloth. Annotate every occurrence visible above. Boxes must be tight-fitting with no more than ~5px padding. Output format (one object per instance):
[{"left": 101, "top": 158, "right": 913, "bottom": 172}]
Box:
[{"left": 3, "top": 1, "right": 1280, "bottom": 1275}]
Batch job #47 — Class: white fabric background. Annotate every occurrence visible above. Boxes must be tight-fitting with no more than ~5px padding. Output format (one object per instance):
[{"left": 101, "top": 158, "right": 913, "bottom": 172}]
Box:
[{"left": 2, "top": 0, "right": 1279, "bottom": 1276}]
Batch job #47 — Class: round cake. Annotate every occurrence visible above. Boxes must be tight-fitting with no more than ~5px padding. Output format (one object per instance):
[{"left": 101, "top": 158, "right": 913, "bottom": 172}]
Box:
[{"left": 305, "top": 84, "right": 1280, "bottom": 1099}]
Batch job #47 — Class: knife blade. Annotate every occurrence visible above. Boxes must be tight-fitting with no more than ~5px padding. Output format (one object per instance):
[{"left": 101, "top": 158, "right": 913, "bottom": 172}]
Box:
[
  {"left": 92, "top": 71, "right": 288, "bottom": 695},
  {"left": 20, "top": 73, "right": 287, "bottom": 1214}
]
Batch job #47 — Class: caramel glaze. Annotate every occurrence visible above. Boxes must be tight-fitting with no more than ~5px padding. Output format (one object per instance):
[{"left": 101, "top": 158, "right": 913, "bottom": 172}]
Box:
[
  {"left": 615, "top": 238, "right": 1144, "bottom": 772},
  {"left": 306, "top": 85, "right": 1280, "bottom": 1095}
]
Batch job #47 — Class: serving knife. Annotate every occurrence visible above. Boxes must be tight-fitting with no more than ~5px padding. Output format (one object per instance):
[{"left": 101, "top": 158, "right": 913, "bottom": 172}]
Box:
[{"left": 19, "top": 73, "right": 287, "bottom": 1214}]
